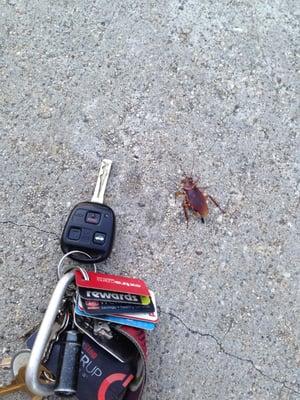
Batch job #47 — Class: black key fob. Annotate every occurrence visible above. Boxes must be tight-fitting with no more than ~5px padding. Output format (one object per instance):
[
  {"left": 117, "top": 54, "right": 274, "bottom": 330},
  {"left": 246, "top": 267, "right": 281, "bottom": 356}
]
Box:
[{"left": 61, "top": 202, "right": 115, "bottom": 263}]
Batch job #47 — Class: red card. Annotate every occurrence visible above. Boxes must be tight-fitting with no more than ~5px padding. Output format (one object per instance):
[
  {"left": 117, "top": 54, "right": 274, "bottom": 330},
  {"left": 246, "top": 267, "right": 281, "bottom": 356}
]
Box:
[{"left": 75, "top": 271, "right": 150, "bottom": 297}]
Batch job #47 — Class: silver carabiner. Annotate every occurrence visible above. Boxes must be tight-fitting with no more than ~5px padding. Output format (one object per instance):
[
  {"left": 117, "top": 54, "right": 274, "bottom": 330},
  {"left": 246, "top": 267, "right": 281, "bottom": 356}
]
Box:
[{"left": 25, "top": 271, "right": 75, "bottom": 396}]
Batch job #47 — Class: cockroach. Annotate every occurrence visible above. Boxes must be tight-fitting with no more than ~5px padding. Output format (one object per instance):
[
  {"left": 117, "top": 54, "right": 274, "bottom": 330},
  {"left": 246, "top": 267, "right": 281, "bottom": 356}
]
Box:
[{"left": 175, "top": 176, "right": 225, "bottom": 223}]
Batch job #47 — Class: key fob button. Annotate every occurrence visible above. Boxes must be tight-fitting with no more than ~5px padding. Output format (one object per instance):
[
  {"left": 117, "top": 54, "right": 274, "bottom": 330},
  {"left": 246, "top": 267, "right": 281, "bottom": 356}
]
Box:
[
  {"left": 74, "top": 208, "right": 86, "bottom": 218},
  {"left": 93, "top": 232, "right": 106, "bottom": 244},
  {"left": 68, "top": 228, "right": 81, "bottom": 240},
  {"left": 86, "top": 212, "right": 101, "bottom": 224}
]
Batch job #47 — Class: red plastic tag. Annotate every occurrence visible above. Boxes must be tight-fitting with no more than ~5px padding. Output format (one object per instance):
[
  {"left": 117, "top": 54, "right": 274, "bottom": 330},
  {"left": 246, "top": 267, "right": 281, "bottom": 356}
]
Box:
[{"left": 75, "top": 271, "right": 150, "bottom": 297}]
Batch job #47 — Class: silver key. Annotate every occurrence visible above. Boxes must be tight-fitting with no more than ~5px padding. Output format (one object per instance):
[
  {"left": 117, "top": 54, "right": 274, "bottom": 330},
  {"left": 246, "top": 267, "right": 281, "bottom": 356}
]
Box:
[
  {"left": 43, "top": 309, "right": 70, "bottom": 363},
  {"left": 91, "top": 159, "right": 112, "bottom": 204},
  {"left": 72, "top": 312, "right": 131, "bottom": 363}
]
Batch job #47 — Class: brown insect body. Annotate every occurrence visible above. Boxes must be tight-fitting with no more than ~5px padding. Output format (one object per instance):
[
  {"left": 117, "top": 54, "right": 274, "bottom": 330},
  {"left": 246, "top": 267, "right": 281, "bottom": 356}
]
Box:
[
  {"left": 176, "top": 176, "right": 224, "bottom": 223},
  {"left": 184, "top": 185, "right": 209, "bottom": 217}
]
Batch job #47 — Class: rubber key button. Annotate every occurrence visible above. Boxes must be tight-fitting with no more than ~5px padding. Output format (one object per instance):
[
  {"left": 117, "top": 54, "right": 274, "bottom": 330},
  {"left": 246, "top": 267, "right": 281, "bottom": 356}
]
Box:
[
  {"left": 93, "top": 232, "right": 106, "bottom": 244},
  {"left": 86, "top": 212, "right": 101, "bottom": 224},
  {"left": 68, "top": 228, "right": 81, "bottom": 240},
  {"left": 74, "top": 208, "right": 86, "bottom": 218}
]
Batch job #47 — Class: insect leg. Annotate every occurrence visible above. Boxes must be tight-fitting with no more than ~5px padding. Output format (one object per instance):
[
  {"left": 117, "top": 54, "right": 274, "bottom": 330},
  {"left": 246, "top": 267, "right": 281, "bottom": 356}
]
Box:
[
  {"left": 194, "top": 211, "right": 205, "bottom": 223},
  {"left": 207, "top": 194, "right": 225, "bottom": 213},
  {"left": 175, "top": 191, "right": 184, "bottom": 203}
]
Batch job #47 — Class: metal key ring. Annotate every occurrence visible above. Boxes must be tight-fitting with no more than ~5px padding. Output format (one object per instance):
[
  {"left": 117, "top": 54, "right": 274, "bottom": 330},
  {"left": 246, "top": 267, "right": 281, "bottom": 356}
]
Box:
[{"left": 57, "top": 251, "right": 97, "bottom": 280}]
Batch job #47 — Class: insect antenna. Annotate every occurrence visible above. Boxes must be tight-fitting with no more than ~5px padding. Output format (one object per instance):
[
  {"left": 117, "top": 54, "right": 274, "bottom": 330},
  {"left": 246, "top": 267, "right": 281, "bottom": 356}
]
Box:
[
  {"left": 167, "top": 173, "right": 179, "bottom": 187},
  {"left": 189, "top": 139, "right": 219, "bottom": 178},
  {"left": 190, "top": 153, "right": 195, "bottom": 177},
  {"left": 165, "top": 157, "right": 181, "bottom": 187},
  {"left": 178, "top": 156, "right": 188, "bottom": 178}
]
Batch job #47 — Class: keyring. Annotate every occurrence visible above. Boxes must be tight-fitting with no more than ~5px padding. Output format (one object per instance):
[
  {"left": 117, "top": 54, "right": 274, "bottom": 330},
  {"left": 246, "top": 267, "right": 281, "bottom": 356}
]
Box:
[{"left": 57, "top": 251, "right": 97, "bottom": 280}]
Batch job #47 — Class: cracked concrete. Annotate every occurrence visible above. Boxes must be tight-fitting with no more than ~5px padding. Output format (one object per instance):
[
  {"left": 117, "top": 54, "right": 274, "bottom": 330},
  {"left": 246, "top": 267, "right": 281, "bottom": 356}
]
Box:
[
  {"left": 162, "top": 310, "right": 299, "bottom": 395},
  {"left": 0, "top": 220, "right": 59, "bottom": 239},
  {"left": 0, "top": 0, "right": 299, "bottom": 399}
]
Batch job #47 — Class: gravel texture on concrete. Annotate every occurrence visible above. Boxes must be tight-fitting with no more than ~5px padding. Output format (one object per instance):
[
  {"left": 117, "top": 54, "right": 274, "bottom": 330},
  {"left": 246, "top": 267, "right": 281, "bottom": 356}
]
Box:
[{"left": 0, "top": 1, "right": 299, "bottom": 399}]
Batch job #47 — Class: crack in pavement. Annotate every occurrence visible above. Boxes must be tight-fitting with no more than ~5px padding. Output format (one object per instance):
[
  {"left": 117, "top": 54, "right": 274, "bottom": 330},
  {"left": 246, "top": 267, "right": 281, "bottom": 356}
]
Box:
[
  {"left": 161, "top": 310, "right": 300, "bottom": 395},
  {"left": 0, "top": 220, "right": 59, "bottom": 239}
]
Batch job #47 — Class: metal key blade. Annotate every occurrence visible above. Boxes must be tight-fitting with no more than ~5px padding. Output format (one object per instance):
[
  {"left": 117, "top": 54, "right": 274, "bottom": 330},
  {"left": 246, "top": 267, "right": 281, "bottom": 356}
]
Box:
[
  {"left": 0, "top": 356, "right": 11, "bottom": 369},
  {"left": 0, "top": 350, "right": 39, "bottom": 398},
  {"left": 0, "top": 366, "right": 42, "bottom": 399},
  {"left": 0, "top": 364, "right": 48, "bottom": 399},
  {"left": 91, "top": 159, "right": 112, "bottom": 204}
]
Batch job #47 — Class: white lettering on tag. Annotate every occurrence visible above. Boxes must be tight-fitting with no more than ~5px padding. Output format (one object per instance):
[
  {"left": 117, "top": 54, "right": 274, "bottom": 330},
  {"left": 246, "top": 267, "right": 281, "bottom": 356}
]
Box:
[{"left": 80, "top": 354, "right": 102, "bottom": 377}]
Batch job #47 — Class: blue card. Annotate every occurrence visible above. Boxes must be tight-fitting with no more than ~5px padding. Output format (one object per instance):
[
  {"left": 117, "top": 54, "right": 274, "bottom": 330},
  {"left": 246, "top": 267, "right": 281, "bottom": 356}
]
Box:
[{"left": 75, "top": 304, "right": 156, "bottom": 331}]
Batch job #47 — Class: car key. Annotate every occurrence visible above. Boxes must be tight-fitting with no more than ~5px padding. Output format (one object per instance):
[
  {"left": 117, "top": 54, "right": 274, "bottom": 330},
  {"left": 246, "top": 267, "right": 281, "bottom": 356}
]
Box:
[
  {"left": 61, "top": 159, "right": 115, "bottom": 263},
  {"left": 0, "top": 350, "right": 52, "bottom": 399},
  {"left": 73, "top": 312, "right": 138, "bottom": 364}
]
